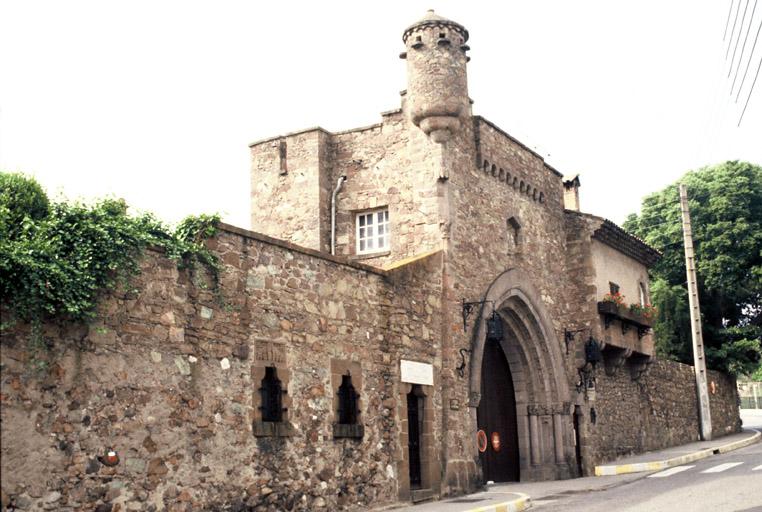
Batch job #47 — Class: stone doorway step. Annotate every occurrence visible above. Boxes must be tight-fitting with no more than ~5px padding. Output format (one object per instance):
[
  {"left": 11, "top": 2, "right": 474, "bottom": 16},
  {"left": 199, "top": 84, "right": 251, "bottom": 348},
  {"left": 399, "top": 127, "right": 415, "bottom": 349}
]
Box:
[{"left": 411, "top": 488, "right": 436, "bottom": 503}]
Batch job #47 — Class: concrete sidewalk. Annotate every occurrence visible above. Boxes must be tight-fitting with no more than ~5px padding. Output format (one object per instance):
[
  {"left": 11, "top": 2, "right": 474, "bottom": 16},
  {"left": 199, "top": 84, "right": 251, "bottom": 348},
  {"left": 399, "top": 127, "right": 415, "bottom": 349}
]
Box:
[
  {"left": 385, "top": 473, "right": 646, "bottom": 512},
  {"left": 386, "top": 410, "right": 762, "bottom": 512},
  {"left": 594, "top": 427, "right": 761, "bottom": 475}
]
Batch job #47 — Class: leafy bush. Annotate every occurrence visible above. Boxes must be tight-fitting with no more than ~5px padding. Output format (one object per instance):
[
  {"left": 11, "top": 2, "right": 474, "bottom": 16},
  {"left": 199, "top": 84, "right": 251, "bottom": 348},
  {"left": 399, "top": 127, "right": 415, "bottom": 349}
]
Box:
[
  {"left": 0, "top": 172, "right": 221, "bottom": 332},
  {"left": 0, "top": 172, "right": 50, "bottom": 240}
]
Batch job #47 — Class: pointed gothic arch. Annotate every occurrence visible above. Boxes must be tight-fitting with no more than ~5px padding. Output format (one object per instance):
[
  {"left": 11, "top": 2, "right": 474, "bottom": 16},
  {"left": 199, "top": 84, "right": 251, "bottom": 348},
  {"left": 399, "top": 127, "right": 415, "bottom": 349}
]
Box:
[{"left": 469, "top": 268, "right": 575, "bottom": 481}]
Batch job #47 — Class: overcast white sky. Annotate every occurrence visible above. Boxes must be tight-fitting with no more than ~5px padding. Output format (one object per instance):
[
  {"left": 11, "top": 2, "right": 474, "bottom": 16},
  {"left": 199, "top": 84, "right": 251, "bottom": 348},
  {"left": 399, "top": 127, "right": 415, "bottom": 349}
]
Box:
[{"left": 1, "top": 1, "right": 760, "bottom": 227}]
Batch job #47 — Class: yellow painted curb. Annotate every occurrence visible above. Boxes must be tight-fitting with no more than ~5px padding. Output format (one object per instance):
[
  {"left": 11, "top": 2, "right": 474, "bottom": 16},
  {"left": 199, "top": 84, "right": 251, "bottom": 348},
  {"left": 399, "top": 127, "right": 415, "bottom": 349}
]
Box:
[
  {"left": 594, "top": 429, "right": 761, "bottom": 476},
  {"left": 716, "top": 429, "right": 761, "bottom": 453},
  {"left": 462, "top": 492, "right": 531, "bottom": 512}
]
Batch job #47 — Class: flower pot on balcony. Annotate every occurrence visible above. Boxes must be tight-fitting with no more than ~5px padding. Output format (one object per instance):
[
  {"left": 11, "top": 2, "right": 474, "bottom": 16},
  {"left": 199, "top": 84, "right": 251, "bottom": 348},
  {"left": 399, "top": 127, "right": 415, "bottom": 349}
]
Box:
[{"left": 597, "top": 301, "right": 652, "bottom": 338}]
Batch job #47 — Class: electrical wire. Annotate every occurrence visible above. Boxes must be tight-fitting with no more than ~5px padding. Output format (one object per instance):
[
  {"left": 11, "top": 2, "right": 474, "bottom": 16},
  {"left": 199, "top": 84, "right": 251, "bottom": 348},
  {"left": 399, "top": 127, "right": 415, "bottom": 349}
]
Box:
[
  {"left": 729, "top": 0, "right": 752, "bottom": 77},
  {"left": 728, "top": 0, "right": 744, "bottom": 59},
  {"left": 738, "top": 49, "right": 762, "bottom": 125},
  {"left": 694, "top": 9, "right": 735, "bottom": 167},
  {"left": 736, "top": 16, "right": 762, "bottom": 102},
  {"left": 725, "top": 0, "right": 737, "bottom": 41},
  {"left": 630, "top": 220, "right": 681, "bottom": 231},
  {"left": 732, "top": 0, "right": 759, "bottom": 93}
]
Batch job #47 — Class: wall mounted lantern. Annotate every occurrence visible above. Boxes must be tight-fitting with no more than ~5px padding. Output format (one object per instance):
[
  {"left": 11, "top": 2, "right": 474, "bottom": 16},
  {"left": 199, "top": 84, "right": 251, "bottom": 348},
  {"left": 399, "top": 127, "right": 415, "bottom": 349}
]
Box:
[
  {"left": 565, "top": 328, "right": 603, "bottom": 367},
  {"left": 569, "top": 331, "right": 602, "bottom": 403},
  {"left": 584, "top": 336, "right": 603, "bottom": 367},
  {"left": 486, "top": 311, "right": 504, "bottom": 342},
  {"left": 565, "top": 328, "right": 600, "bottom": 356}
]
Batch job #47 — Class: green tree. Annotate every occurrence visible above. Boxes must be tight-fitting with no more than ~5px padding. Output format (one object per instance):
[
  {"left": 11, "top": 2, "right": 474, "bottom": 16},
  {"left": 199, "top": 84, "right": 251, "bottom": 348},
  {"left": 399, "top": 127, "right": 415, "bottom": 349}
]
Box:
[{"left": 624, "top": 161, "right": 762, "bottom": 376}]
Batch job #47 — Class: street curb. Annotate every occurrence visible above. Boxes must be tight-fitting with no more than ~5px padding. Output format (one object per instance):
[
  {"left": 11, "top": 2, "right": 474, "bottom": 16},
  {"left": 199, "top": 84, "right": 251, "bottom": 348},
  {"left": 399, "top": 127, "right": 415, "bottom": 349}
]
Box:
[
  {"left": 461, "top": 492, "right": 531, "bottom": 512},
  {"left": 594, "top": 429, "right": 761, "bottom": 476}
]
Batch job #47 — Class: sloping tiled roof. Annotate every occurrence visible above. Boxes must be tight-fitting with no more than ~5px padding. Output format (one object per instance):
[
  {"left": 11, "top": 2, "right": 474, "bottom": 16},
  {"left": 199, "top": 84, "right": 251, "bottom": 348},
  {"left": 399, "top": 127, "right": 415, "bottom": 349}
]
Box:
[
  {"left": 592, "top": 218, "right": 661, "bottom": 267},
  {"left": 567, "top": 211, "right": 662, "bottom": 267}
]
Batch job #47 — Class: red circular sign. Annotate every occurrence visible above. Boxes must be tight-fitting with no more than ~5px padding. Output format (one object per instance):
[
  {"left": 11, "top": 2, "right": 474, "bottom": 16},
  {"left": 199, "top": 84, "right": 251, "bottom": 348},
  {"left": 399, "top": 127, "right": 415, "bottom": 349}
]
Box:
[
  {"left": 477, "top": 430, "right": 488, "bottom": 453},
  {"left": 491, "top": 432, "right": 501, "bottom": 452}
]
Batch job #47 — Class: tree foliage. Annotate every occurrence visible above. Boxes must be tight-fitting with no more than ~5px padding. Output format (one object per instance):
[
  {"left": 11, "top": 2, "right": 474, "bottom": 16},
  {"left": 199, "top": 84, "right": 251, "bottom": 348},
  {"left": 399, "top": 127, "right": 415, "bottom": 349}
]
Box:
[
  {"left": 0, "top": 172, "right": 221, "bottom": 332},
  {"left": 623, "top": 161, "right": 762, "bottom": 376},
  {"left": 0, "top": 172, "right": 50, "bottom": 240}
]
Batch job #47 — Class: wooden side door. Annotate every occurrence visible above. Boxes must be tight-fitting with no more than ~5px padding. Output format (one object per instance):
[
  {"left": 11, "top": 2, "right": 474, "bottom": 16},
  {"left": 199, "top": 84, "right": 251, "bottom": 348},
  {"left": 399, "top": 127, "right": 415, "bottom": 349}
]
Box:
[{"left": 407, "top": 385, "right": 424, "bottom": 488}]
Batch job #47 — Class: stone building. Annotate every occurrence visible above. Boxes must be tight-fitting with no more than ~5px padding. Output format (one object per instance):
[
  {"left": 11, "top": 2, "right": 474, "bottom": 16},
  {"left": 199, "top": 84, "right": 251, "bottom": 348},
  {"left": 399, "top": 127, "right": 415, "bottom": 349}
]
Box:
[
  {"left": 0, "top": 10, "right": 741, "bottom": 512},
  {"left": 247, "top": 7, "right": 739, "bottom": 492}
]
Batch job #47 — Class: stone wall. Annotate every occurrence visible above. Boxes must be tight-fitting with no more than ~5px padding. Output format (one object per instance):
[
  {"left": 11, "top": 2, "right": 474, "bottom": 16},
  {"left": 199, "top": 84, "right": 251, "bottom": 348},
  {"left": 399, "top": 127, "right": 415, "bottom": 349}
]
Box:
[
  {"left": 588, "top": 359, "right": 741, "bottom": 468},
  {"left": 0, "top": 225, "right": 444, "bottom": 512},
  {"left": 249, "top": 129, "right": 332, "bottom": 252},
  {"left": 330, "top": 111, "right": 444, "bottom": 266},
  {"left": 0, "top": 219, "right": 743, "bottom": 511},
  {"left": 249, "top": 111, "right": 446, "bottom": 268}
]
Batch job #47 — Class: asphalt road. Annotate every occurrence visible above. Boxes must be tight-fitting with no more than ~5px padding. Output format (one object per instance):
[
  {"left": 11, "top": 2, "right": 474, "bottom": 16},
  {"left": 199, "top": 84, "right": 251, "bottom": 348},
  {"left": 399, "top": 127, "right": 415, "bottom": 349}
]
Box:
[
  {"left": 534, "top": 415, "right": 762, "bottom": 512},
  {"left": 391, "top": 412, "right": 762, "bottom": 512}
]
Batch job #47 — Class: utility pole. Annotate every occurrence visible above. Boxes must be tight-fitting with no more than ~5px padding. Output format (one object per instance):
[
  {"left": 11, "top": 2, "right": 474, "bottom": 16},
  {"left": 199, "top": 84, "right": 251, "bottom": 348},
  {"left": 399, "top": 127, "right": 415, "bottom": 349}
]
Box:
[{"left": 679, "top": 184, "right": 712, "bottom": 440}]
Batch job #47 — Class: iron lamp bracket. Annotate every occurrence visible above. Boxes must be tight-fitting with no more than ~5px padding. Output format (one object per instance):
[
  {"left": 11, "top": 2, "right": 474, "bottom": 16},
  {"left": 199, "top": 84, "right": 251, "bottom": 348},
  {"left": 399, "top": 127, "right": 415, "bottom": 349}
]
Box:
[{"left": 461, "top": 298, "right": 495, "bottom": 332}]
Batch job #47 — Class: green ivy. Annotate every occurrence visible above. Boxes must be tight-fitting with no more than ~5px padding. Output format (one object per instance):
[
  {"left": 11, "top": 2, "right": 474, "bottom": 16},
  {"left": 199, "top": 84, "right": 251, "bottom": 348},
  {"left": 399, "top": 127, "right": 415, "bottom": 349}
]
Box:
[{"left": 0, "top": 172, "right": 221, "bottom": 334}]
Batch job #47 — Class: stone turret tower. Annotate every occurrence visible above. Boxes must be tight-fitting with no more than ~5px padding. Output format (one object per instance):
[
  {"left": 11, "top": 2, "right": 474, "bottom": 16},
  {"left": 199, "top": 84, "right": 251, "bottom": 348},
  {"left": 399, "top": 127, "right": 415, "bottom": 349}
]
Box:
[{"left": 401, "top": 10, "right": 471, "bottom": 143}]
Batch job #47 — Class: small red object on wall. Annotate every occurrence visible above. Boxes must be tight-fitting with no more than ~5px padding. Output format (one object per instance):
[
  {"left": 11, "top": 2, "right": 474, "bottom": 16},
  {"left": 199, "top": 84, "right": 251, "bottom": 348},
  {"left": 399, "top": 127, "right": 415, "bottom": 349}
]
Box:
[
  {"left": 477, "top": 430, "right": 488, "bottom": 453},
  {"left": 491, "top": 432, "right": 501, "bottom": 452},
  {"left": 98, "top": 449, "right": 120, "bottom": 467}
]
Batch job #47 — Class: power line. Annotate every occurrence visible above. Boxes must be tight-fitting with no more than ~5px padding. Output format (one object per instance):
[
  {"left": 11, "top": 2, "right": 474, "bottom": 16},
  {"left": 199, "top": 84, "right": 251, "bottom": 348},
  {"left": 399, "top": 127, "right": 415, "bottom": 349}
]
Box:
[
  {"left": 738, "top": 49, "right": 762, "bottom": 125},
  {"left": 732, "top": 0, "right": 759, "bottom": 93},
  {"left": 728, "top": 0, "right": 743, "bottom": 59},
  {"left": 736, "top": 16, "right": 762, "bottom": 102},
  {"left": 729, "top": 0, "right": 751, "bottom": 77},
  {"left": 633, "top": 220, "right": 681, "bottom": 231},
  {"left": 725, "top": 0, "right": 737, "bottom": 41}
]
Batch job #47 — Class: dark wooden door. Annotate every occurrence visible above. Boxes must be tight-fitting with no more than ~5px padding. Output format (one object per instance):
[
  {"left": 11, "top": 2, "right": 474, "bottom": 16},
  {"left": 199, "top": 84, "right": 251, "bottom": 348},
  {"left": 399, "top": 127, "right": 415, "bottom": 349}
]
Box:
[
  {"left": 477, "top": 340, "right": 519, "bottom": 481},
  {"left": 573, "top": 406, "right": 583, "bottom": 475},
  {"left": 407, "top": 385, "right": 424, "bottom": 488}
]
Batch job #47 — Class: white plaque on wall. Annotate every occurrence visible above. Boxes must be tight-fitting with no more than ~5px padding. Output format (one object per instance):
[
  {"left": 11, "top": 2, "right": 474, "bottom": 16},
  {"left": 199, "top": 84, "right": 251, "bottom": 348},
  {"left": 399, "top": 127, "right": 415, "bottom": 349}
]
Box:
[{"left": 400, "top": 360, "right": 434, "bottom": 386}]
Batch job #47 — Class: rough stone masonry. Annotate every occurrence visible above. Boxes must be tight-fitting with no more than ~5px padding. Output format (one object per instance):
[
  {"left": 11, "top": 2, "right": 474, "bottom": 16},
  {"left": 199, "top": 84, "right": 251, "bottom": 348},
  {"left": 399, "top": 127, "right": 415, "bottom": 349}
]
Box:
[{"left": 1, "top": 10, "right": 740, "bottom": 512}]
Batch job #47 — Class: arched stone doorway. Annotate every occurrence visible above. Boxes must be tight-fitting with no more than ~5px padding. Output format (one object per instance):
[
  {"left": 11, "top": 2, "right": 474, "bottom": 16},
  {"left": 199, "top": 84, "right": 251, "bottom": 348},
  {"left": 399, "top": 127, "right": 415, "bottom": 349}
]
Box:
[{"left": 469, "top": 269, "right": 575, "bottom": 481}]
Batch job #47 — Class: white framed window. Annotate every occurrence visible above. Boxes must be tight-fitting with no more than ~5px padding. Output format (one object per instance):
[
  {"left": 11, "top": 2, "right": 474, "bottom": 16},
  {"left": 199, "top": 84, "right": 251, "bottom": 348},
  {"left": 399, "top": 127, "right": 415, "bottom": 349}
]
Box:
[
  {"left": 356, "top": 208, "right": 390, "bottom": 254},
  {"left": 639, "top": 282, "right": 648, "bottom": 306}
]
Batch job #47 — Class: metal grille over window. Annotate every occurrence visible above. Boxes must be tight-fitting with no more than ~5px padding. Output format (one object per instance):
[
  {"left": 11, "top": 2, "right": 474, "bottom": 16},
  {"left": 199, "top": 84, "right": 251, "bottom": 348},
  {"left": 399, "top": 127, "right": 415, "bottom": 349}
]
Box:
[
  {"left": 337, "top": 374, "right": 359, "bottom": 424},
  {"left": 357, "top": 209, "right": 390, "bottom": 254},
  {"left": 260, "top": 366, "right": 284, "bottom": 422}
]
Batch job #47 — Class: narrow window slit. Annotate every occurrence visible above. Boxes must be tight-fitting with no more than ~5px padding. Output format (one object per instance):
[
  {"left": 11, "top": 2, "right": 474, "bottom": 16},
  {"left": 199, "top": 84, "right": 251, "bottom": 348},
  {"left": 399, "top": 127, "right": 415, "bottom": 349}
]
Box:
[
  {"left": 260, "top": 366, "right": 284, "bottom": 422},
  {"left": 337, "top": 373, "right": 359, "bottom": 425}
]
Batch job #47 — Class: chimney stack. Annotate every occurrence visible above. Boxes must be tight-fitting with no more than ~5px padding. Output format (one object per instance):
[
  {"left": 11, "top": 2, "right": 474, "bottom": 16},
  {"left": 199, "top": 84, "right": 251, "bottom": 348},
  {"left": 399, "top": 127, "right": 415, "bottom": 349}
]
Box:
[{"left": 563, "top": 175, "right": 581, "bottom": 211}]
